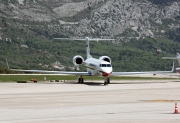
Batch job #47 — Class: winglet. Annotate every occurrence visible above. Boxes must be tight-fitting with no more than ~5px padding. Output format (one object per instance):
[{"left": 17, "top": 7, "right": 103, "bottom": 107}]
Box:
[
  {"left": 171, "top": 62, "right": 175, "bottom": 72},
  {"left": 6, "top": 59, "right": 10, "bottom": 69}
]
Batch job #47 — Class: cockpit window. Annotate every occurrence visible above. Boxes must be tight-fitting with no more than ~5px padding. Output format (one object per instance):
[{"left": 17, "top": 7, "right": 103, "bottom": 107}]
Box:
[
  {"left": 102, "top": 64, "right": 106, "bottom": 67},
  {"left": 100, "top": 64, "right": 111, "bottom": 67},
  {"left": 107, "top": 64, "right": 111, "bottom": 67}
]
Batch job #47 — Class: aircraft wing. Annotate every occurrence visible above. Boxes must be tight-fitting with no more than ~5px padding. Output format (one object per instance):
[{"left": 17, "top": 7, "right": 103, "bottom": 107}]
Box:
[
  {"left": 112, "top": 62, "right": 174, "bottom": 76},
  {"left": 112, "top": 71, "right": 173, "bottom": 76},
  {"left": 9, "top": 69, "right": 91, "bottom": 76}
]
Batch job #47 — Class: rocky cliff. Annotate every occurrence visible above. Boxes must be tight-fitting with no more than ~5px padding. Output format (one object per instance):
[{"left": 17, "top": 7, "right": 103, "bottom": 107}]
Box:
[{"left": 0, "top": 0, "right": 179, "bottom": 40}]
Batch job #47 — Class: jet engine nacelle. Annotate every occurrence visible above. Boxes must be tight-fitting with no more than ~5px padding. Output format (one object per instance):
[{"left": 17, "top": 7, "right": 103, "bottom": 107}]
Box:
[
  {"left": 176, "top": 67, "right": 180, "bottom": 74},
  {"left": 73, "top": 55, "right": 84, "bottom": 66},
  {"left": 99, "top": 56, "right": 111, "bottom": 63}
]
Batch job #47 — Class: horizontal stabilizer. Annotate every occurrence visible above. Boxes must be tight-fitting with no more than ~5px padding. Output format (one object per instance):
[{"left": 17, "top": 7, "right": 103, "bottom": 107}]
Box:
[
  {"left": 162, "top": 57, "right": 180, "bottom": 59},
  {"left": 54, "top": 37, "right": 115, "bottom": 41}
]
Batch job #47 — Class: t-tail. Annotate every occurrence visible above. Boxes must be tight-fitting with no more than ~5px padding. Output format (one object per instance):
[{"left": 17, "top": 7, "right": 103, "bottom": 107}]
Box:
[{"left": 54, "top": 37, "right": 115, "bottom": 59}]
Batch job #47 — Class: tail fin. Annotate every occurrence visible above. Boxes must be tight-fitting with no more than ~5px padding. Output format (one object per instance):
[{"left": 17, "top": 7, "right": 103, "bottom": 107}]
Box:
[{"left": 54, "top": 37, "right": 115, "bottom": 59}]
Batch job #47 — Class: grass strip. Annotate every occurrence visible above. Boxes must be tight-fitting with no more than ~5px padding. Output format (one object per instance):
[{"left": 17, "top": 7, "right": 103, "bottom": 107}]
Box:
[{"left": 0, "top": 74, "right": 177, "bottom": 82}]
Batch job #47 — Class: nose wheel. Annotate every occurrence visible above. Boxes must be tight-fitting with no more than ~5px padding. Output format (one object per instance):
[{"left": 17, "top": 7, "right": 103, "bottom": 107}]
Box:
[
  {"left": 78, "top": 76, "right": 84, "bottom": 84},
  {"left": 104, "top": 77, "right": 110, "bottom": 85}
]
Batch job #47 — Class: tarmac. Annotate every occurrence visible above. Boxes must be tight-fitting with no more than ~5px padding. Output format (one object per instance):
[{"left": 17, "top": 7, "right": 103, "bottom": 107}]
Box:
[{"left": 0, "top": 79, "right": 180, "bottom": 123}]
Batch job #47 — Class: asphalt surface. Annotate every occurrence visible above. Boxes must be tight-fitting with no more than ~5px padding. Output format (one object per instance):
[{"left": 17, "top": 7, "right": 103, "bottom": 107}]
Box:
[{"left": 0, "top": 80, "right": 180, "bottom": 123}]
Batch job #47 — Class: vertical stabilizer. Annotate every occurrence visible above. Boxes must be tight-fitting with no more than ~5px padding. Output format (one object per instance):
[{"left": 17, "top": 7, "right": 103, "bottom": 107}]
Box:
[{"left": 85, "top": 37, "right": 92, "bottom": 59}]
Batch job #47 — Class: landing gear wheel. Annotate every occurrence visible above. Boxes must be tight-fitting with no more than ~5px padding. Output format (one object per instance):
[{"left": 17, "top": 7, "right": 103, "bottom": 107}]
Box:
[
  {"left": 107, "top": 77, "right": 110, "bottom": 84},
  {"left": 81, "top": 78, "right": 84, "bottom": 83},
  {"left": 78, "top": 78, "right": 81, "bottom": 83},
  {"left": 104, "top": 81, "right": 107, "bottom": 85},
  {"left": 104, "top": 77, "right": 110, "bottom": 85},
  {"left": 78, "top": 76, "right": 84, "bottom": 84}
]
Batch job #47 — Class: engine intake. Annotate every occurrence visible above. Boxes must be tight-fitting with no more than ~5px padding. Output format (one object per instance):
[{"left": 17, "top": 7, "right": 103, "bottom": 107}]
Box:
[
  {"left": 73, "top": 55, "right": 84, "bottom": 66},
  {"left": 99, "top": 56, "right": 111, "bottom": 63}
]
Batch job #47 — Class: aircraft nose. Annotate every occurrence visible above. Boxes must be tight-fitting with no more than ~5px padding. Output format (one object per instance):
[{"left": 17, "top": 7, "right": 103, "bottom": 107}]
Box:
[{"left": 101, "top": 67, "right": 112, "bottom": 77}]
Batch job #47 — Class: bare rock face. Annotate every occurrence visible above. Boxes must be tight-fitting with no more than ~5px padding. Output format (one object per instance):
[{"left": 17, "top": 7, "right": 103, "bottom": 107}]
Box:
[
  {"left": 53, "top": 2, "right": 88, "bottom": 17},
  {"left": 0, "top": 0, "right": 179, "bottom": 39}
]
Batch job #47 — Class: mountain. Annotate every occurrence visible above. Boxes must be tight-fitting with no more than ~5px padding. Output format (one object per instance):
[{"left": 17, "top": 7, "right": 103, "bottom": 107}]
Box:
[{"left": 0, "top": 0, "right": 179, "bottom": 72}]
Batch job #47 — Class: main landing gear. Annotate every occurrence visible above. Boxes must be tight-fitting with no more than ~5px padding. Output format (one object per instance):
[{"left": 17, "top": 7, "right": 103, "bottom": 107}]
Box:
[
  {"left": 78, "top": 76, "right": 110, "bottom": 85},
  {"left": 104, "top": 77, "right": 110, "bottom": 85},
  {"left": 78, "top": 76, "right": 84, "bottom": 84}
]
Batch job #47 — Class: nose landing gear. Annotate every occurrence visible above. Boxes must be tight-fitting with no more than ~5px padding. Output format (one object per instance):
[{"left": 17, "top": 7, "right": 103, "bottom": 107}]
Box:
[{"left": 104, "top": 77, "right": 110, "bottom": 85}]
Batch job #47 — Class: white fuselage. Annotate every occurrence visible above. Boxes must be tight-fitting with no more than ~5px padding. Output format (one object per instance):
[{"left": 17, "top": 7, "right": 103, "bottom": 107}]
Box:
[{"left": 84, "top": 58, "right": 112, "bottom": 77}]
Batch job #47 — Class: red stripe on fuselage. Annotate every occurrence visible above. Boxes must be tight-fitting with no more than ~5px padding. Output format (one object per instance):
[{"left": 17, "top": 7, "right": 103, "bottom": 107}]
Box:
[{"left": 100, "top": 71, "right": 112, "bottom": 77}]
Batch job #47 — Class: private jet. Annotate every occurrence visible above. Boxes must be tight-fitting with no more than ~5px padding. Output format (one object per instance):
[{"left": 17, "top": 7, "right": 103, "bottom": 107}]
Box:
[{"left": 7, "top": 37, "right": 174, "bottom": 85}]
